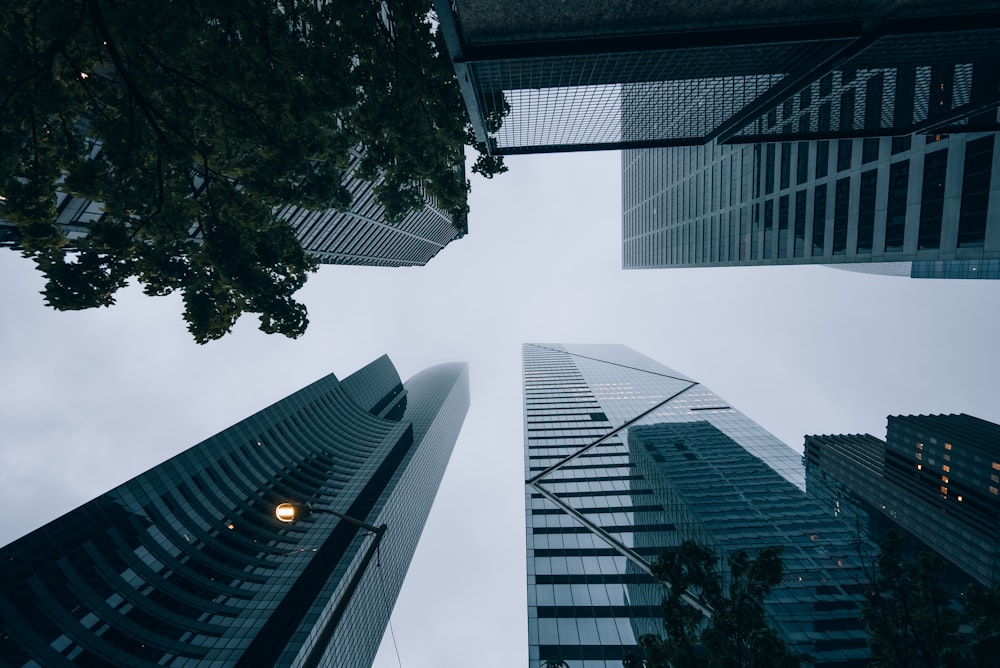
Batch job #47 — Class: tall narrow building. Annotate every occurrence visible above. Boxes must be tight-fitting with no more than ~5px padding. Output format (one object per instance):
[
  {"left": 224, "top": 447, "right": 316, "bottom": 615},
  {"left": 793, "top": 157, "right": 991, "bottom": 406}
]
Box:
[
  {"left": 622, "top": 133, "right": 1000, "bottom": 279},
  {"left": 1, "top": 149, "right": 464, "bottom": 267},
  {"left": 523, "top": 344, "right": 870, "bottom": 667},
  {"left": 0, "top": 356, "right": 469, "bottom": 667},
  {"left": 805, "top": 413, "right": 1000, "bottom": 586}
]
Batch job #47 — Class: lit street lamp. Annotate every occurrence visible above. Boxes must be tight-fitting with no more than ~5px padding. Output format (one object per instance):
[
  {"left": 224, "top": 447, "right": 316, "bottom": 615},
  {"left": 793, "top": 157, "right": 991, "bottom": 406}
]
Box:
[
  {"left": 274, "top": 502, "right": 386, "bottom": 536},
  {"left": 272, "top": 501, "right": 389, "bottom": 657}
]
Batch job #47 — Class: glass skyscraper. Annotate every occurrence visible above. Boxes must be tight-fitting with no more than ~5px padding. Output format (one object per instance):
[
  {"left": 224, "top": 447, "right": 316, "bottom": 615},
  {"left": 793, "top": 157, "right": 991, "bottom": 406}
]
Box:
[
  {"left": 623, "top": 133, "right": 1000, "bottom": 279},
  {"left": 436, "top": 1, "right": 998, "bottom": 155},
  {"left": 0, "top": 356, "right": 469, "bottom": 667},
  {"left": 523, "top": 344, "right": 870, "bottom": 667},
  {"left": 805, "top": 413, "right": 1000, "bottom": 586},
  {"left": 0, "top": 146, "right": 463, "bottom": 268}
]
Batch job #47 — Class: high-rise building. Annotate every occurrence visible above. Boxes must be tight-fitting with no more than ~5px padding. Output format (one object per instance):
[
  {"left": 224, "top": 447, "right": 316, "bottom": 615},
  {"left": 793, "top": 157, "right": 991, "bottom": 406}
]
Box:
[
  {"left": 0, "top": 356, "right": 469, "bottom": 667},
  {"left": 622, "top": 133, "right": 1000, "bottom": 279},
  {"left": 805, "top": 413, "right": 1000, "bottom": 586},
  {"left": 0, "top": 147, "right": 463, "bottom": 268},
  {"left": 523, "top": 344, "right": 871, "bottom": 667},
  {"left": 436, "top": 1, "right": 999, "bottom": 155}
]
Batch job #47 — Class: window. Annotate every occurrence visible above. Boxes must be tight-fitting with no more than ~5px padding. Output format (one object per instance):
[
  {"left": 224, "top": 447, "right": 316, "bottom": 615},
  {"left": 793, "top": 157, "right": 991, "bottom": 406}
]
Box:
[
  {"left": 885, "top": 161, "right": 910, "bottom": 251},
  {"left": 918, "top": 149, "right": 948, "bottom": 250},
  {"left": 797, "top": 143, "right": 810, "bottom": 184},
  {"left": 763, "top": 200, "right": 774, "bottom": 259},
  {"left": 958, "top": 136, "right": 994, "bottom": 248},
  {"left": 780, "top": 143, "right": 791, "bottom": 190},
  {"left": 858, "top": 170, "right": 877, "bottom": 253},
  {"left": 837, "top": 139, "right": 853, "bottom": 172},
  {"left": 794, "top": 190, "right": 807, "bottom": 257},
  {"left": 812, "top": 185, "right": 828, "bottom": 256},
  {"left": 778, "top": 195, "right": 790, "bottom": 258},
  {"left": 862, "top": 138, "right": 880, "bottom": 164},
  {"left": 816, "top": 141, "right": 830, "bottom": 178},
  {"left": 833, "top": 178, "right": 850, "bottom": 254},
  {"left": 766, "top": 144, "right": 776, "bottom": 194}
]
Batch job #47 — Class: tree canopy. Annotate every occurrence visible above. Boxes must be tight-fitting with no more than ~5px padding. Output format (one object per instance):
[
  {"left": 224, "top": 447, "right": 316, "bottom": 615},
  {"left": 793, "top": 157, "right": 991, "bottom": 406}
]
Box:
[
  {"left": 625, "top": 541, "right": 801, "bottom": 668},
  {"left": 1, "top": 0, "right": 504, "bottom": 342},
  {"left": 862, "top": 530, "right": 1000, "bottom": 668}
]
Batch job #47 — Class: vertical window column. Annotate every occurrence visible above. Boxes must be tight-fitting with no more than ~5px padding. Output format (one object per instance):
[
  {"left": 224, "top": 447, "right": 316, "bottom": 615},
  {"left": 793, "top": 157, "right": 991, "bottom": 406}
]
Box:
[{"left": 918, "top": 149, "right": 948, "bottom": 250}]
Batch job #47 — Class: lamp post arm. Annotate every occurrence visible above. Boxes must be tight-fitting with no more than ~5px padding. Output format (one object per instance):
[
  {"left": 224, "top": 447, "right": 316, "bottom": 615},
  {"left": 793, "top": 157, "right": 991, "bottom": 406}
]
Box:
[
  {"left": 310, "top": 507, "right": 383, "bottom": 536},
  {"left": 299, "top": 522, "right": 389, "bottom": 668}
]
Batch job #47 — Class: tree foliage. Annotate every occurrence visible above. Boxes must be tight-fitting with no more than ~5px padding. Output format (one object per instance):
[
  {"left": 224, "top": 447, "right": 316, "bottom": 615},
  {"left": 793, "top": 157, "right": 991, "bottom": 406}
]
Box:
[
  {"left": 625, "top": 541, "right": 801, "bottom": 668},
  {"left": 1, "top": 0, "right": 505, "bottom": 342},
  {"left": 862, "top": 530, "right": 1000, "bottom": 668}
]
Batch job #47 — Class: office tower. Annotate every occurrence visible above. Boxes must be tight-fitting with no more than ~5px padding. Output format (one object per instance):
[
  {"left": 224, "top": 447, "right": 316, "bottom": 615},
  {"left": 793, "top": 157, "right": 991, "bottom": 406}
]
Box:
[
  {"left": 523, "top": 344, "right": 870, "bottom": 667},
  {"left": 0, "top": 146, "right": 463, "bottom": 268},
  {"left": 436, "top": 1, "right": 999, "bottom": 155},
  {"left": 622, "top": 133, "right": 1000, "bottom": 278},
  {"left": 805, "top": 413, "right": 1000, "bottom": 586},
  {"left": 0, "top": 356, "right": 469, "bottom": 667}
]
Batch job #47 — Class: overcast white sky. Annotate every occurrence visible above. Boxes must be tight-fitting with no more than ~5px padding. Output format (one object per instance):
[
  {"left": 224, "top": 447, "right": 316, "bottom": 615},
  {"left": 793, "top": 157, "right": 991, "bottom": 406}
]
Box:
[{"left": 1, "top": 150, "right": 998, "bottom": 667}]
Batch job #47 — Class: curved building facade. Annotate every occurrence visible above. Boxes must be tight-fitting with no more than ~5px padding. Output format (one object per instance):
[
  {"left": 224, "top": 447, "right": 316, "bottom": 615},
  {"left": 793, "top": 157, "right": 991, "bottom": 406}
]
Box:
[{"left": 0, "top": 356, "right": 469, "bottom": 667}]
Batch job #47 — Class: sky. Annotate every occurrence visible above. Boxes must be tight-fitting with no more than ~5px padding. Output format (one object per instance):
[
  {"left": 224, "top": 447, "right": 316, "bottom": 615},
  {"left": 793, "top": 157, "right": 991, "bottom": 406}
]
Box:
[{"left": 1, "top": 150, "right": 998, "bottom": 667}]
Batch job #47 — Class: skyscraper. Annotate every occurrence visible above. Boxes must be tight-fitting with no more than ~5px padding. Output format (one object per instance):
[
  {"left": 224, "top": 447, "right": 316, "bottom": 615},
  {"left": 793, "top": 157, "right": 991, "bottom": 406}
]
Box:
[
  {"left": 0, "top": 356, "right": 469, "bottom": 667},
  {"left": 622, "top": 133, "right": 1000, "bottom": 279},
  {"left": 524, "top": 344, "right": 871, "bottom": 667},
  {"left": 805, "top": 413, "right": 1000, "bottom": 586},
  {"left": 0, "top": 146, "right": 463, "bottom": 268},
  {"left": 437, "top": 1, "right": 999, "bottom": 155}
]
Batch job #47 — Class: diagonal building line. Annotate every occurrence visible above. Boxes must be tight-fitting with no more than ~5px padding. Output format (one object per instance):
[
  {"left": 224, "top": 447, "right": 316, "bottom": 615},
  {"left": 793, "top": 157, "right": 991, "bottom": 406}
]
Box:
[
  {"left": 524, "top": 345, "right": 715, "bottom": 619},
  {"left": 529, "top": 480, "right": 714, "bottom": 619},
  {"left": 526, "top": 344, "right": 694, "bottom": 383},
  {"left": 526, "top": 382, "right": 698, "bottom": 485}
]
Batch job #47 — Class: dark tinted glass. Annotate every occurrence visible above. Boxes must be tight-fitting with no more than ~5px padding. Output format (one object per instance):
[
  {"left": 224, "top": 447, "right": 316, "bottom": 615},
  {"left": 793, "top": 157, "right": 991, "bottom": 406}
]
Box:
[
  {"left": 837, "top": 139, "right": 853, "bottom": 172},
  {"left": 862, "top": 138, "right": 880, "bottom": 164},
  {"left": 812, "top": 185, "right": 828, "bottom": 256},
  {"left": 958, "top": 136, "right": 994, "bottom": 248},
  {"left": 780, "top": 143, "right": 791, "bottom": 190},
  {"left": 918, "top": 149, "right": 948, "bottom": 250},
  {"left": 816, "top": 141, "right": 829, "bottom": 178},
  {"left": 885, "top": 161, "right": 910, "bottom": 251},
  {"left": 833, "top": 178, "right": 850, "bottom": 254},
  {"left": 778, "top": 195, "right": 790, "bottom": 258},
  {"left": 794, "top": 190, "right": 807, "bottom": 257},
  {"left": 764, "top": 200, "right": 774, "bottom": 259},
  {"left": 857, "top": 170, "right": 878, "bottom": 253},
  {"left": 797, "top": 142, "right": 810, "bottom": 184},
  {"left": 891, "top": 136, "right": 912, "bottom": 155},
  {"left": 766, "top": 144, "right": 776, "bottom": 195}
]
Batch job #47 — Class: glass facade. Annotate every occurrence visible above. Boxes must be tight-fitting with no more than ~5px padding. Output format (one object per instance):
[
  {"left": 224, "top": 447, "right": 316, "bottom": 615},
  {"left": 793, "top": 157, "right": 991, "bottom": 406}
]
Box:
[
  {"left": 805, "top": 413, "right": 1000, "bottom": 586},
  {"left": 437, "top": 1, "right": 1000, "bottom": 154},
  {"left": 623, "top": 133, "right": 1000, "bottom": 278},
  {"left": 0, "top": 356, "right": 469, "bottom": 667},
  {"left": 524, "top": 344, "right": 870, "bottom": 667},
  {"left": 0, "top": 146, "right": 462, "bottom": 268}
]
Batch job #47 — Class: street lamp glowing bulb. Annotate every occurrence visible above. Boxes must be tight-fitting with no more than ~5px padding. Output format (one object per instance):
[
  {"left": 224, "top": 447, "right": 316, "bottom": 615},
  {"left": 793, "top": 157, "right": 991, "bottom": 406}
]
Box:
[{"left": 275, "top": 503, "right": 298, "bottom": 523}]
